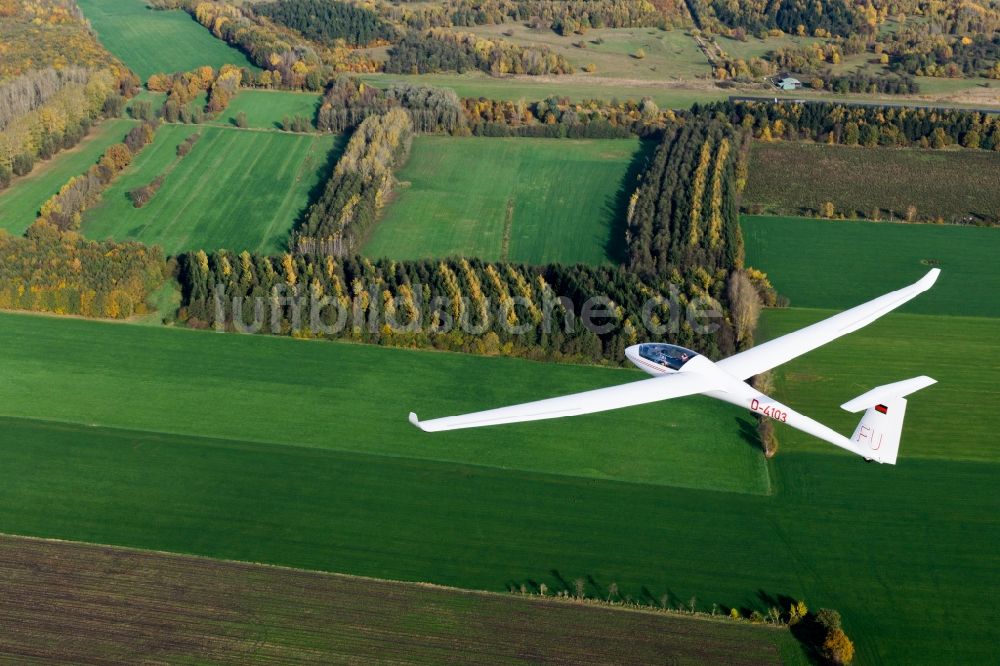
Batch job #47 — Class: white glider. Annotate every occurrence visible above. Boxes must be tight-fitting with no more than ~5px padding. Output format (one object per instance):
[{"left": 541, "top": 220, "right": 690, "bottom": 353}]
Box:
[{"left": 410, "top": 269, "right": 940, "bottom": 464}]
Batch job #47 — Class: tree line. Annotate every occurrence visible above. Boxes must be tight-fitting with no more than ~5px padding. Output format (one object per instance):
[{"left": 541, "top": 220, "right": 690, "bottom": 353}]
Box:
[
  {"left": 717, "top": 100, "right": 1000, "bottom": 150},
  {"left": 464, "top": 95, "right": 679, "bottom": 138},
  {"left": 293, "top": 109, "right": 413, "bottom": 256},
  {"left": 147, "top": 65, "right": 243, "bottom": 121},
  {"left": 36, "top": 120, "right": 158, "bottom": 231},
  {"left": 0, "top": 68, "right": 125, "bottom": 189},
  {"left": 255, "top": 0, "right": 397, "bottom": 47},
  {"left": 313, "top": 76, "right": 680, "bottom": 137},
  {"left": 447, "top": 0, "right": 669, "bottom": 33},
  {"left": 176, "top": 253, "right": 737, "bottom": 363},
  {"left": 386, "top": 29, "right": 574, "bottom": 76}
]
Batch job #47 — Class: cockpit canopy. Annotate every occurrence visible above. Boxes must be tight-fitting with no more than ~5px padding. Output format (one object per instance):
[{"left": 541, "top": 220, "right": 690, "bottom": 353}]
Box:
[{"left": 638, "top": 343, "right": 699, "bottom": 371}]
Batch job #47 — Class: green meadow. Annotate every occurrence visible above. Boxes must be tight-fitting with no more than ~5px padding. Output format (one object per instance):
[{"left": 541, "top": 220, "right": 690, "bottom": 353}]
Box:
[
  {"left": 366, "top": 136, "right": 650, "bottom": 265},
  {"left": 760, "top": 309, "right": 1000, "bottom": 462},
  {"left": 462, "top": 25, "right": 710, "bottom": 81},
  {"left": 214, "top": 90, "right": 323, "bottom": 130},
  {"left": 76, "top": 0, "right": 255, "bottom": 80},
  {"left": 742, "top": 215, "right": 1000, "bottom": 316},
  {"left": 0, "top": 312, "right": 767, "bottom": 494},
  {"left": 358, "top": 72, "right": 731, "bottom": 108},
  {"left": 83, "top": 124, "right": 344, "bottom": 254},
  {"left": 0, "top": 313, "right": 996, "bottom": 664},
  {"left": 0, "top": 119, "right": 137, "bottom": 235}
]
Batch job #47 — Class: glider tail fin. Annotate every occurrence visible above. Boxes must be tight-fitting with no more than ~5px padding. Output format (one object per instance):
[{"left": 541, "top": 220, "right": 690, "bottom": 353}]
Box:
[{"left": 840, "top": 376, "right": 936, "bottom": 464}]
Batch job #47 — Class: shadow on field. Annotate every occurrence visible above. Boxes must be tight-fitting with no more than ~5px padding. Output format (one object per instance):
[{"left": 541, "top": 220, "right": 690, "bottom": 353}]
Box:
[
  {"left": 757, "top": 590, "right": 825, "bottom": 665},
  {"left": 735, "top": 416, "right": 764, "bottom": 454},
  {"left": 604, "top": 139, "right": 657, "bottom": 263},
  {"left": 287, "top": 137, "right": 347, "bottom": 248}
]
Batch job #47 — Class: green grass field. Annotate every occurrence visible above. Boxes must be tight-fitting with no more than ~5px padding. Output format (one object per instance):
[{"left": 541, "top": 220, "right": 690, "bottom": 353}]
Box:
[
  {"left": 77, "top": 0, "right": 255, "bottom": 80},
  {"left": 463, "top": 25, "right": 710, "bottom": 80},
  {"left": 760, "top": 309, "right": 1000, "bottom": 462},
  {"left": 0, "top": 535, "right": 799, "bottom": 664},
  {"left": 0, "top": 313, "right": 997, "bottom": 663},
  {"left": 744, "top": 142, "right": 1000, "bottom": 223},
  {"left": 714, "top": 33, "right": 824, "bottom": 62},
  {"left": 358, "top": 72, "right": 730, "bottom": 108},
  {"left": 742, "top": 215, "right": 1000, "bottom": 316},
  {"left": 0, "top": 119, "right": 137, "bottom": 235},
  {"left": 213, "top": 90, "right": 323, "bottom": 129},
  {"left": 0, "top": 312, "right": 767, "bottom": 494},
  {"left": 366, "top": 136, "right": 650, "bottom": 264},
  {"left": 82, "top": 124, "right": 343, "bottom": 254}
]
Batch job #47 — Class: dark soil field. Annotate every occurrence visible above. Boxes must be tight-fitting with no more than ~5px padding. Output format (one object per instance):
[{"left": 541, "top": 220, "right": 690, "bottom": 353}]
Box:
[
  {"left": 744, "top": 142, "right": 1000, "bottom": 224},
  {"left": 0, "top": 535, "right": 796, "bottom": 664}
]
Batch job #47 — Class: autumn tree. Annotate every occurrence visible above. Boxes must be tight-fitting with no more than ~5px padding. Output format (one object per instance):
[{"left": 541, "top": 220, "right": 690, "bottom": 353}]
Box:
[{"left": 727, "top": 270, "right": 761, "bottom": 347}]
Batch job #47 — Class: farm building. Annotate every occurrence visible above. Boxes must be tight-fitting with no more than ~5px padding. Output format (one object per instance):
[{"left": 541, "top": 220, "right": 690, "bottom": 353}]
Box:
[{"left": 775, "top": 77, "right": 802, "bottom": 90}]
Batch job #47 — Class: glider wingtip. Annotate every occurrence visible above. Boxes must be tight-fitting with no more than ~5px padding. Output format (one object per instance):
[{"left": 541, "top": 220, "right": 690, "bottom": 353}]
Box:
[
  {"left": 920, "top": 267, "right": 941, "bottom": 289},
  {"left": 408, "top": 412, "right": 421, "bottom": 428}
]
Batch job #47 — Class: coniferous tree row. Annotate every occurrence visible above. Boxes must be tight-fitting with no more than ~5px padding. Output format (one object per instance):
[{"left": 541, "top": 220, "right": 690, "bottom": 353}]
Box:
[
  {"left": 293, "top": 109, "right": 414, "bottom": 256},
  {"left": 715, "top": 101, "right": 1000, "bottom": 149},
  {"left": 255, "top": 0, "right": 397, "bottom": 47},
  {"left": 176, "top": 253, "right": 738, "bottom": 363},
  {"left": 386, "top": 29, "right": 574, "bottom": 75},
  {"left": 626, "top": 117, "right": 743, "bottom": 277}
]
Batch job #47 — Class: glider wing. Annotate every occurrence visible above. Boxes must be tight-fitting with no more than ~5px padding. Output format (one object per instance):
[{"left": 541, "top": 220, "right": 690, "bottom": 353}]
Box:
[
  {"left": 717, "top": 269, "right": 940, "bottom": 380},
  {"left": 410, "top": 371, "right": 720, "bottom": 432}
]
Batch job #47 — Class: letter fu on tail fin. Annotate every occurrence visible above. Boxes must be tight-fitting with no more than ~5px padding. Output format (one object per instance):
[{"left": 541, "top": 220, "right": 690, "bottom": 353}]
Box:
[{"left": 841, "top": 376, "right": 936, "bottom": 464}]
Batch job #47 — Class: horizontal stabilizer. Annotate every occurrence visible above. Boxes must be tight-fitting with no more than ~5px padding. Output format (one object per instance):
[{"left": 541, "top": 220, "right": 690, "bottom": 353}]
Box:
[
  {"left": 841, "top": 376, "right": 937, "bottom": 413},
  {"left": 843, "top": 376, "right": 936, "bottom": 464}
]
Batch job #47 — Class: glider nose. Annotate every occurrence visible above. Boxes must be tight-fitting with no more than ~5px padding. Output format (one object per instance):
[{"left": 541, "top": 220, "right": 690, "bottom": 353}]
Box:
[{"left": 625, "top": 344, "right": 641, "bottom": 364}]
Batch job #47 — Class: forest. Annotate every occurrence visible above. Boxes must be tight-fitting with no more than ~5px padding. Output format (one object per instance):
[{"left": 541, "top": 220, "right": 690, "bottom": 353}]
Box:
[
  {"left": 690, "top": 0, "right": 864, "bottom": 38},
  {"left": 386, "top": 29, "right": 574, "bottom": 76},
  {"left": 0, "top": 0, "right": 123, "bottom": 80},
  {"left": 0, "top": 222, "right": 164, "bottom": 319},
  {"left": 447, "top": 0, "right": 668, "bottom": 33},
  {"left": 255, "top": 0, "right": 396, "bottom": 47}
]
